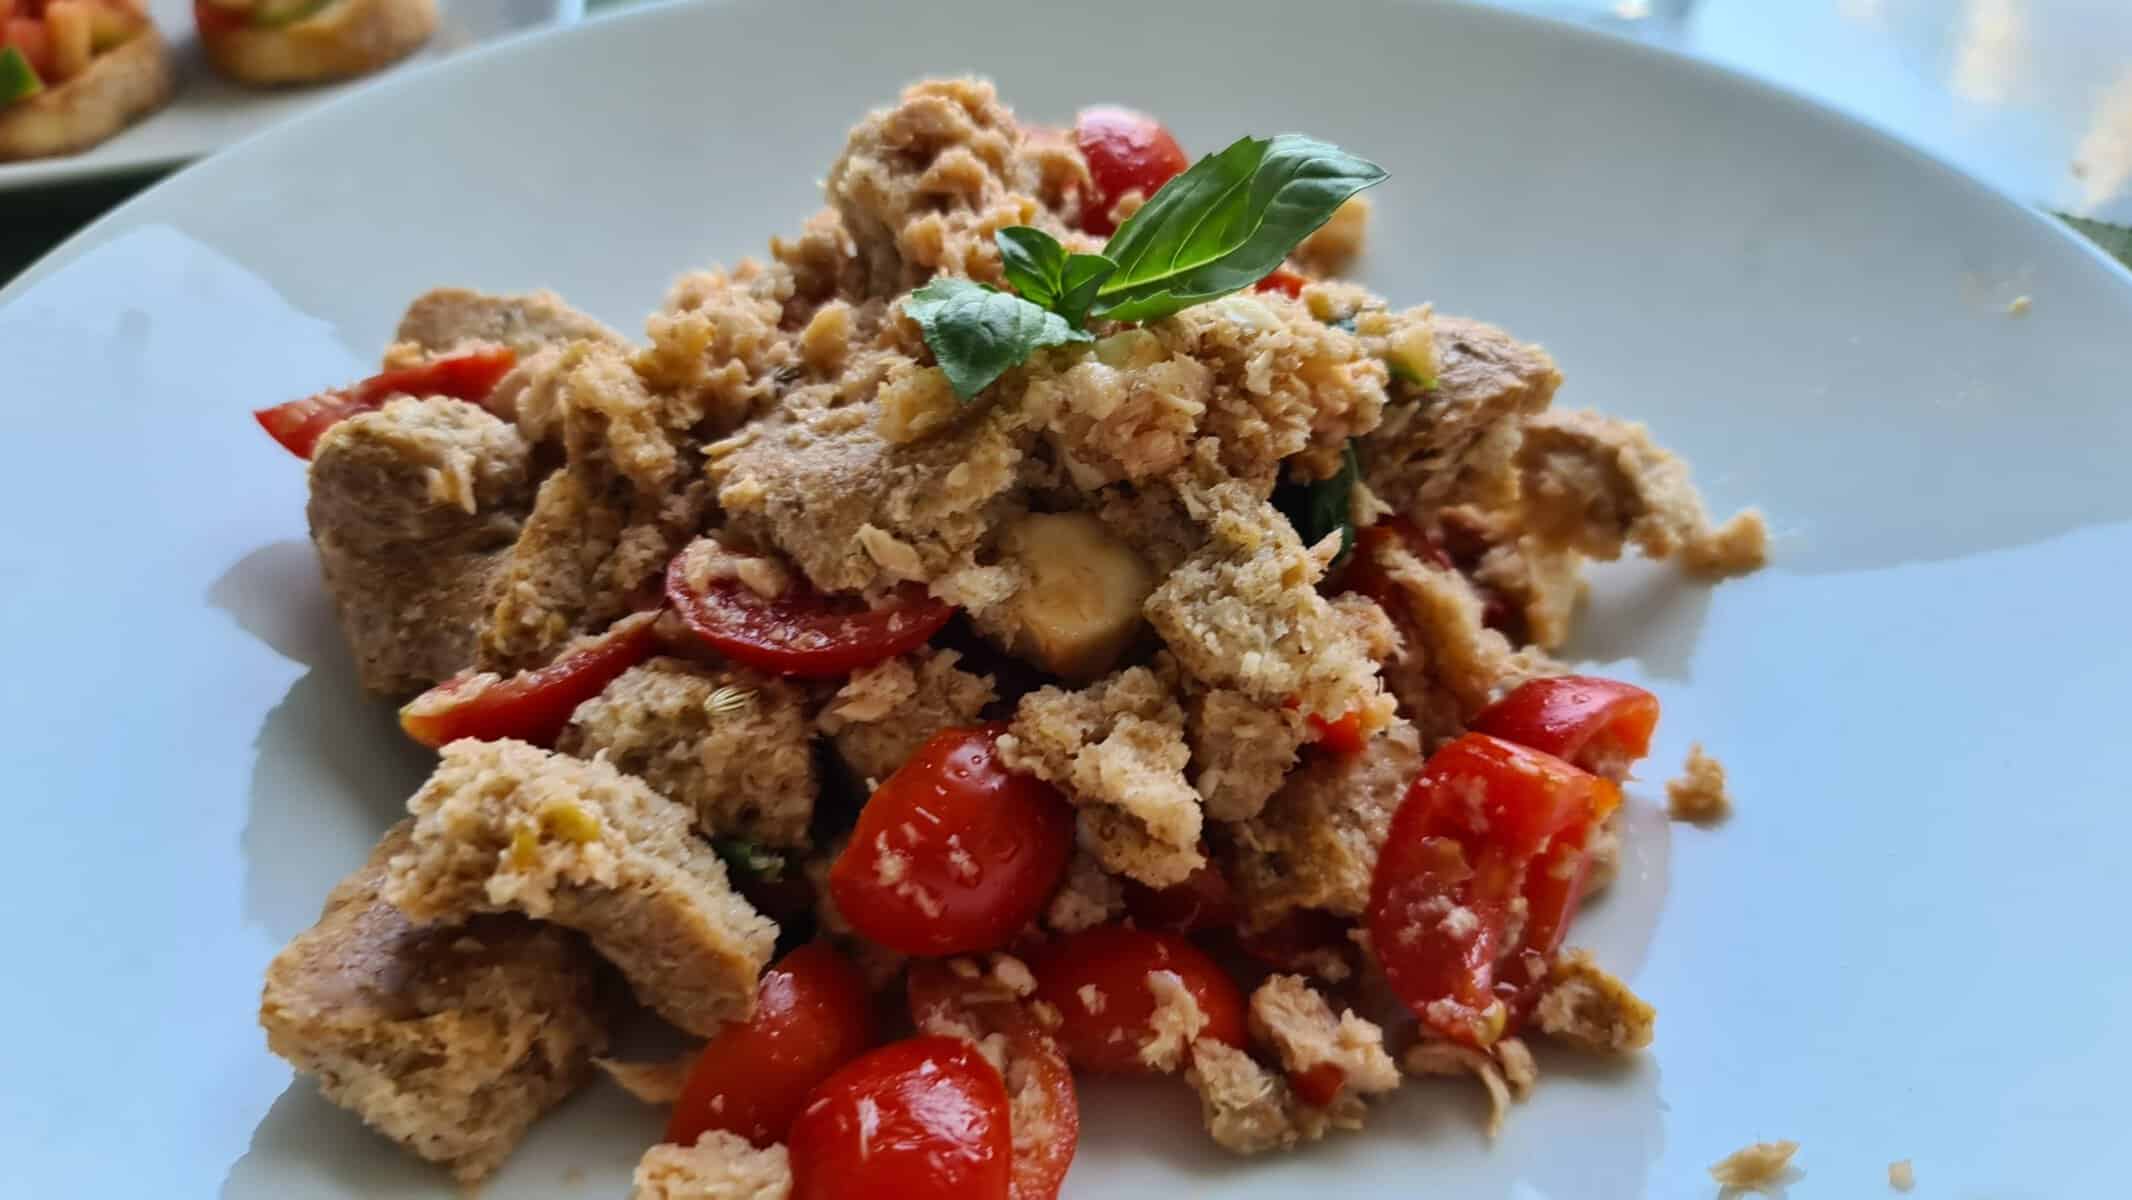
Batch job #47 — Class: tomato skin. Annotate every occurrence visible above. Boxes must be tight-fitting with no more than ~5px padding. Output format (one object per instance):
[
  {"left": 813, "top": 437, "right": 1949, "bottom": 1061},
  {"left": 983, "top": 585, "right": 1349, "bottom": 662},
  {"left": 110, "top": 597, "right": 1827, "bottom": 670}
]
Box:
[
  {"left": 1123, "top": 858, "right": 1239, "bottom": 935},
  {"left": 398, "top": 612, "right": 656, "bottom": 749},
  {"left": 789, "top": 1036, "right": 1013, "bottom": 1200},
  {"left": 5, "top": 17, "right": 52, "bottom": 77},
  {"left": 1307, "top": 708, "right": 1369, "bottom": 755},
  {"left": 1254, "top": 267, "right": 1310, "bottom": 299},
  {"left": 829, "top": 726, "right": 1074, "bottom": 957},
  {"left": 1288, "top": 1062, "right": 1347, "bottom": 1108},
  {"left": 1367, "top": 733, "right": 1613, "bottom": 1046},
  {"left": 1470, "top": 675, "right": 1660, "bottom": 777},
  {"left": 191, "top": 0, "right": 245, "bottom": 34},
  {"left": 1029, "top": 925, "right": 1247, "bottom": 1074},
  {"left": 1073, "top": 105, "right": 1188, "bottom": 236},
  {"left": 665, "top": 943, "right": 874, "bottom": 1149},
  {"left": 254, "top": 348, "right": 517, "bottom": 460},
  {"left": 663, "top": 549, "right": 955, "bottom": 680},
  {"left": 907, "top": 963, "right": 1079, "bottom": 1200}
]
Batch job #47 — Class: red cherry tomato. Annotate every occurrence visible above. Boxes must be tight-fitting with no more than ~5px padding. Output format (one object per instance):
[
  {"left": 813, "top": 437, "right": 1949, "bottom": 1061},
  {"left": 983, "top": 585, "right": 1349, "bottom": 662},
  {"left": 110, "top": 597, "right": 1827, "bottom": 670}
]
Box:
[
  {"left": 1367, "top": 733, "right": 1617, "bottom": 1046},
  {"left": 1253, "top": 267, "right": 1310, "bottom": 299},
  {"left": 1073, "top": 105, "right": 1189, "bottom": 236},
  {"left": 1307, "top": 708, "right": 1369, "bottom": 755},
  {"left": 1288, "top": 1062, "right": 1347, "bottom": 1108},
  {"left": 4, "top": 18, "right": 51, "bottom": 76},
  {"left": 789, "top": 1036, "right": 1013, "bottom": 1200},
  {"left": 397, "top": 612, "right": 657, "bottom": 749},
  {"left": 190, "top": 0, "right": 245, "bottom": 34},
  {"left": 907, "top": 963, "right": 1080, "bottom": 1200},
  {"left": 1123, "top": 858, "right": 1239, "bottom": 935},
  {"left": 1470, "top": 675, "right": 1660, "bottom": 778},
  {"left": 665, "top": 943, "right": 874, "bottom": 1148},
  {"left": 1029, "top": 925, "right": 1247, "bottom": 1074},
  {"left": 663, "top": 549, "right": 955, "bottom": 681},
  {"left": 254, "top": 347, "right": 517, "bottom": 460},
  {"left": 828, "top": 725, "right": 1074, "bottom": 957}
]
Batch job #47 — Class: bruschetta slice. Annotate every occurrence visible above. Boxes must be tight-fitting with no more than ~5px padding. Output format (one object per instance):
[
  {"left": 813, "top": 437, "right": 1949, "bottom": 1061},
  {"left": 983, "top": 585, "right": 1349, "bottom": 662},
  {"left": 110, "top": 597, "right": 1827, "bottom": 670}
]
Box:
[
  {"left": 0, "top": 0, "right": 173, "bottom": 162},
  {"left": 195, "top": 0, "right": 435, "bottom": 87}
]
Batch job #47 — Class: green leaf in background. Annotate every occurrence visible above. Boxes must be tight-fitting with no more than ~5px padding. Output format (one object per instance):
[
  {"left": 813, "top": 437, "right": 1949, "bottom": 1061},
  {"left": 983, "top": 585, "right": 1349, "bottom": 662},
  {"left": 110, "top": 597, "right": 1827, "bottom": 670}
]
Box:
[
  {"left": 995, "top": 227, "right": 1116, "bottom": 327},
  {"left": 906, "top": 276, "right": 1093, "bottom": 399},
  {"left": 713, "top": 837, "right": 787, "bottom": 883},
  {"left": 1091, "top": 135, "right": 1389, "bottom": 323},
  {"left": 2056, "top": 213, "right": 2132, "bottom": 272},
  {"left": 1274, "top": 441, "right": 1361, "bottom": 570}
]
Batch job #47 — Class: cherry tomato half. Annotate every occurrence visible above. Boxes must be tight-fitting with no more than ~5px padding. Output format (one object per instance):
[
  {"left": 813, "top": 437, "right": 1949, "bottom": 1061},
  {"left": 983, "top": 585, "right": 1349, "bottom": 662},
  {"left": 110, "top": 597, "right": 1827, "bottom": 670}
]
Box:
[
  {"left": 828, "top": 725, "right": 1074, "bottom": 957},
  {"left": 1470, "top": 675, "right": 1660, "bottom": 778},
  {"left": 254, "top": 347, "right": 517, "bottom": 460},
  {"left": 663, "top": 544, "right": 955, "bottom": 680},
  {"left": 1367, "top": 733, "right": 1616, "bottom": 1046},
  {"left": 789, "top": 1036, "right": 1013, "bottom": 1200},
  {"left": 398, "top": 612, "right": 657, "bottom": 749},
  {"left": 1073, "top": 105, "right": 1189, "bottom": 236},
  {"left": 907, "top": 963, "right": 1079, "bottom": 1200},
  {"left": 665, "top": 942, "right": 874, "bottom": 1149},
  {"left": 1029, "top": 925, "right": 1247, "bottom": 1074}
]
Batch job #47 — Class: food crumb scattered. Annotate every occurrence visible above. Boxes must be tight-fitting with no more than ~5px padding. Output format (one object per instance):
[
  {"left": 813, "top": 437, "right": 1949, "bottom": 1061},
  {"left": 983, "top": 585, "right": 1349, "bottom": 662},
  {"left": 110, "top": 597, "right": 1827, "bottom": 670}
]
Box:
[
  {"left": 1667, "top": 743, "right": 1732, "bottom": 824},
  {"left": 1888, "top": 1158, "right": 1915, "bottom": 1191},
  {"left": 1708, "top": 1139, "right": 1799, "bottom": 1191},
  {"left": 2008, "top": 295, "right": 2032, "bottom": 316}
]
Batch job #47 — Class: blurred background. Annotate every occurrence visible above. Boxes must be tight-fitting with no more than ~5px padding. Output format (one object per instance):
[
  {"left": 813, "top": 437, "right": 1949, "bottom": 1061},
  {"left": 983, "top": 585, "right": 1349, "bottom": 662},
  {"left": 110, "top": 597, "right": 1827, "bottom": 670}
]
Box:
[{"left": 3, "top": 0, "right": 2129, "bottom": 281}]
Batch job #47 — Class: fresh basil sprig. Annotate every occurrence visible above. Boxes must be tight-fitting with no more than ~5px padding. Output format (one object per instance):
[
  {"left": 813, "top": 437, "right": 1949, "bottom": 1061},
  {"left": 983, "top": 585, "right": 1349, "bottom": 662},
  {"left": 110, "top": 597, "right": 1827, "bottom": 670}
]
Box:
[
  {"left": 1090, "top": 135, "right": 1387, "bottom": 323},
  {"left": 904, "top": 276, "right": 1092, "bottom": 399},
  {"left": 906, "top": 130, "right": 1387, "bottom": 400},
  {"left": 997, "top": 227, "right": 1117, "bottom": 329}
]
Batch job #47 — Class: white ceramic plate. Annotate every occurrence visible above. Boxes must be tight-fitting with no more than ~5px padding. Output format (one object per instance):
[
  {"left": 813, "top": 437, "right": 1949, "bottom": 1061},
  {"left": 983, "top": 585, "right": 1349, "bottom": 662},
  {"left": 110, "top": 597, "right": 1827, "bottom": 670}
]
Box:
[
  {"left": 4, "top": 0, "right": 2130, "bottom": 1195},
  {"left": 0, "top": 0, "right": 578, "bottom": 191}
]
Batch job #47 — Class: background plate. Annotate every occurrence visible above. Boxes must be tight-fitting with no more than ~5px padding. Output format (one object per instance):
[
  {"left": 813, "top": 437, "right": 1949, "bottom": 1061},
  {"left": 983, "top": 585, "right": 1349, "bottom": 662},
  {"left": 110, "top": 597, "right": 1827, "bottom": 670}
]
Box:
[
  {"left": 0, "top": 0, "right": 579, "bottom": 192},
  {"left": 2, "top": 0, "right": 2129, "bottom": 1196}
]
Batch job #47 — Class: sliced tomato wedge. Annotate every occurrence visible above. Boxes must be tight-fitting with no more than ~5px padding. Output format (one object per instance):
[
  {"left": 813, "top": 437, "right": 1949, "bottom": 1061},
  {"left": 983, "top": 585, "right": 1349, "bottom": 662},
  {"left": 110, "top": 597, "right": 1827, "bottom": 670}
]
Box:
[
  {"left": 1253, "top": 267, "right": 1310, "bottom": 299},
  {"left": 398, "top": 612, "right": 656, "bottom": 749},
  {"left": 254, "top": 347, "right": 517, "bottom": 460},
  {"left": 1029, "top": 925, "right": 1248, "bottom": 1075},
  {"left": 1366, "top": 732, "right": 1616, "bottom": 1046},
  {"left": 664, "top": 546, "right": 955, "bottom": 680},
  {"left": 1470, "top": 675, "right": 1660, "bottom": 778},
  {"left": 907, "top": 962, "right": 1080, "bottom": 1200},
  {"left": 666, "top": 943, "right": 874, "bottom": 1149},
  {"left": 788, "top": 1036, "right": 1013, "bottom": 1200}
]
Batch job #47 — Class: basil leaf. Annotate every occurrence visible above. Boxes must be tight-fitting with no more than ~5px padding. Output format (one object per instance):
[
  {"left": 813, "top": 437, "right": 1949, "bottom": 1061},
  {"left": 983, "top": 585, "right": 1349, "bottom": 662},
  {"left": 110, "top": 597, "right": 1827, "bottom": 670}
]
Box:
[
  {"left": 1094, "top": 135, "right": 1387, "bottom": 324},
  {"left": 996, "top": 227, "right": 1115, "bottom": 328},
  {"left": 1274, "top": 442, "right": 1360, "bottom": 571},
  {"left": 713, "top": 837, "right": 786, "bottom": 883},
  {"left": 906, "top": 277, "right": 1092, "bottom": 400}
]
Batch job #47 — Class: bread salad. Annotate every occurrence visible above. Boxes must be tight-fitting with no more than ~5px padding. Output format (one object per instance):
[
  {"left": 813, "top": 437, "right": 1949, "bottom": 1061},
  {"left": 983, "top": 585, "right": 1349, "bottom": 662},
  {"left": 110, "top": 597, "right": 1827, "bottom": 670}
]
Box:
[
  {"left": 252, "top": 79, "right": 1766, "bottom": 1197},
  {"left": 193, "top": 0, "right": 434, "bottom": 85},
  {"left": 0, "top": 0, "right": 169, "bottom": 161}
]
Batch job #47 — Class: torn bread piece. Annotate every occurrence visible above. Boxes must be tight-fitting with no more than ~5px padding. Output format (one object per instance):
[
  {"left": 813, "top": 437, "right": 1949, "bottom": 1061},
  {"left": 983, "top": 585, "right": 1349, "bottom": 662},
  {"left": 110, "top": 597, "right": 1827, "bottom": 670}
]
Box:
[
  {"left": 631, "top": 1130, "right": 792, "bottom": 1200},
  {"left": 1185, "top": 1039, "right": 1367, "bottom": 1155},
  {"left": 1247, "top": 974, "right": 1400, "bottom": 1102},
  {"left": 1401, "top": 1037, "right": 1538, "bottom": 1139},
  {"left": 1666, "top": 743, "right": 1732, "bottom": 824},
  {"left": 1708, "top": 1139, "right": 1799, "bottom": 1191},
  {"left": 384, "top": 739, "right": 777, "bottom": 1037},
  {"left": 260, "top": 823, "right": 609, "bottom": 1183},
  {"left": 1531, "top": 949, "right": 1656, "bottom": 1054}
]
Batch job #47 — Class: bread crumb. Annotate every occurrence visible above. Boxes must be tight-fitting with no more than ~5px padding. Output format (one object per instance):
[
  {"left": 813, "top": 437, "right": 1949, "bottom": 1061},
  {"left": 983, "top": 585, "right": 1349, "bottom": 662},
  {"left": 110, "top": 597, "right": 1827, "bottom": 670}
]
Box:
[
  {"left": 1667, "top": 743, "right": 1732, "bottom": 824},
  {"left": 631, "top": 1130, "right": 791, "bottom": 1199},
  {"left": 1888, "top": 1159, "right": 1914, "bottom": 1191},
  {"left": 1531, "top": 949, "right": 1656, "bottom": 1053},
  {"left": 2008, "top": 294, "right": 2032, "bottom": 316},
  {"left": 1708, "top": 1139, "right": 1798, "bottom": 1190},
  {"left": 1140, "top": 970, "right": 1210, "bottom": 1072}
]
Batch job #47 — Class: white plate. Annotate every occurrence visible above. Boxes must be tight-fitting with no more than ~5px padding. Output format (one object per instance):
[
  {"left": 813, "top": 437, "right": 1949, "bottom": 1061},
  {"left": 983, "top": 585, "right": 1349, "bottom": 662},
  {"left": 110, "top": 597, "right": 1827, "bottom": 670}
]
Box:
[
  {"left": 0, "top": 0, "right": 578, "bottom": 191},
  {"left": 4, "top": 0, "right": 2130, "bottom": 1196}
]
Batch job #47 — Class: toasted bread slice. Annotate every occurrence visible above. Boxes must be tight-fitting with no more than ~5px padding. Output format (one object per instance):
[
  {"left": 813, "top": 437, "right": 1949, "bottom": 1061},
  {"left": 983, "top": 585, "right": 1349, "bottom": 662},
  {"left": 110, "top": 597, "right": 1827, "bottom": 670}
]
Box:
[
  {"left": 0, "top": 27, "right": 173, "bottom": 163},
  {"left": 202, "top": 0, "right": 436, "bottom": 86}
]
